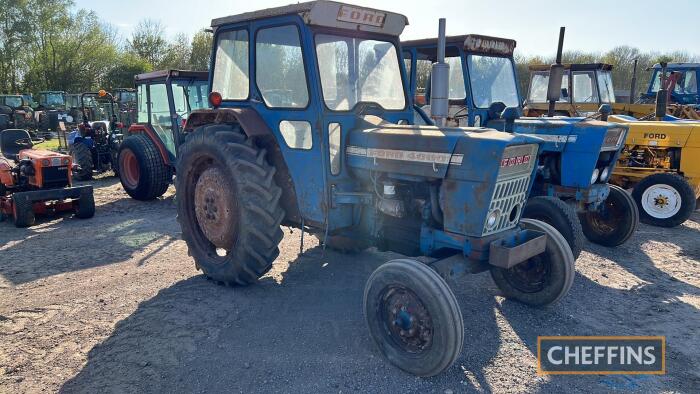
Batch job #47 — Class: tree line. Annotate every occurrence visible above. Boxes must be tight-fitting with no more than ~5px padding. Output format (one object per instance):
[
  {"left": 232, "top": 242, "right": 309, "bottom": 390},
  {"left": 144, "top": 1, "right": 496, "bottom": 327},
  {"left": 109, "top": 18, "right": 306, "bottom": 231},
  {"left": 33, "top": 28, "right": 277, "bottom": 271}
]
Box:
[
  {"left": 1, "top": 0, "right": 696, "bottom": 99},
  {"left": 0, "top": 0, "right": 212, "bottom": 95}
]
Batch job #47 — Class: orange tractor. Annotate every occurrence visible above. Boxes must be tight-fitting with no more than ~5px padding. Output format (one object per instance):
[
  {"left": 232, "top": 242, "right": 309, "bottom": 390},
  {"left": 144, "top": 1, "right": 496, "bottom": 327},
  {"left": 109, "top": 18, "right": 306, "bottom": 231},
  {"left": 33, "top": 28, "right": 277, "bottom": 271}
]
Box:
[{"left": 0, "top": 129, "right": 95, "bottom": 227}]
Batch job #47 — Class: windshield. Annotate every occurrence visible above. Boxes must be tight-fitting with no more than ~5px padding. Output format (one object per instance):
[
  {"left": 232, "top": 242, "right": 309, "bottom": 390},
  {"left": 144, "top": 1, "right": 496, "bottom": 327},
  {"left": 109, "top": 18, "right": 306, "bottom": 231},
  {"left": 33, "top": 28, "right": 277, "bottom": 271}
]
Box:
[
  {"left": 467, "top": 55, "right": 519, "bottom": 108},
  {"left": 118, "top": 91, "right": 137, "bottom": 103},
  {"left": 42, "top": 93, "right": 65, "bottom": 107},
  {"left": 597, "top": 70, "right": 616, "bottom": 103},
  {"left": 651, "top": 69, "right": 698, "bottom": 95},
  {"left": 3, "top": 96, "right": 23, "bottom": 108},
  {"left": 315, "top": 34, "right": 405, "bottom": 111},
  {"left": 528, "top": 71, "right": 570, "bottom": 103},
  {"left": 173, "top": 80, "right": 210, "bottom": 118}
]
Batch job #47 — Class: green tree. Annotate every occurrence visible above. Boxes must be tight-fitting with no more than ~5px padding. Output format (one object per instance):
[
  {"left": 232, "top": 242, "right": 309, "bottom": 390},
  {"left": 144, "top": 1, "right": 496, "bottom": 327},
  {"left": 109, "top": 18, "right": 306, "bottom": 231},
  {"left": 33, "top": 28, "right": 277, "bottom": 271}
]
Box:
[
  {"left": 160, "top": 33, "right": 191, "bottom": 69},
  {"left": 128, "top": 19, "right": 167, "bottom": 67},
  {"left": 189, "top": 30, "right": 213, "bottom": 70},
  {"left": 104, "top": 53, "right": 152, "bottom": 89}
]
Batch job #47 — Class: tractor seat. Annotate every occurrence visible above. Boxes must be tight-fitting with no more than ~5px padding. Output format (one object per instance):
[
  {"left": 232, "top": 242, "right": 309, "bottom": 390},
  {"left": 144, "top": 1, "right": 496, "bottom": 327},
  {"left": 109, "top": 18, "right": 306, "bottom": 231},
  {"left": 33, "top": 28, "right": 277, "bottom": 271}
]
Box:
[{"left": 0, "top": 129, "right": 32, "bottom": 159}]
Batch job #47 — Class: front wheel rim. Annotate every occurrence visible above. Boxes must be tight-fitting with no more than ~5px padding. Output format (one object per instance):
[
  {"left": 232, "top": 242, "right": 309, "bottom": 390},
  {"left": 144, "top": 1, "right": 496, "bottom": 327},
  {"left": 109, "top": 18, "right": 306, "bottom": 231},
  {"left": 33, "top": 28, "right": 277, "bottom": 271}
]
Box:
[
  {"left": 378, "top": 286, "right": 433, "bottom": 354},
  {"left": 502, "top": 256, "right": 551, "bottom": 293},
  {"left": 641, "top": 184, "right": 682, "bottom": 219}
]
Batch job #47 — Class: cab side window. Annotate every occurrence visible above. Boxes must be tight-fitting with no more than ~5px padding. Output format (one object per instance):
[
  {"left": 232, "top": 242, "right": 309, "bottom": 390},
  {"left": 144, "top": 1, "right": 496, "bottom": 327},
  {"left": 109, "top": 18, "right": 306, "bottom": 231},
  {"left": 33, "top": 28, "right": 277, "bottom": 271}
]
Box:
[{"left": 255, "top": 25, "right": 309, "bottom": 108}]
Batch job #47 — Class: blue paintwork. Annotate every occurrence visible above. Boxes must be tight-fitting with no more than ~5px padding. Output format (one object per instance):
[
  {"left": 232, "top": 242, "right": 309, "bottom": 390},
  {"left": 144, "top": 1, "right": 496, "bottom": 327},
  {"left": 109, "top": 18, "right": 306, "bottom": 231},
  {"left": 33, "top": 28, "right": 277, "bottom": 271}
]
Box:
[
  {"left": 209, "top": 13, "right": 546, "bottom": 261},
  {"left": 643, "top": 64, "right": 700, "bottom": 105},
  {"left": 402, "top": 40, "right": 627, "bottom": 209}
]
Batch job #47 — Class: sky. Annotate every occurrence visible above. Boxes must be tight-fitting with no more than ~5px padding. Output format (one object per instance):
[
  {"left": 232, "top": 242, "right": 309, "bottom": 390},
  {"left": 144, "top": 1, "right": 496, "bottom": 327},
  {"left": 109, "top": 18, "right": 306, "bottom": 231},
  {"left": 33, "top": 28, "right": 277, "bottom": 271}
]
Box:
[{"left": 75, "top": 0, "right": 700, "bottom": 56}]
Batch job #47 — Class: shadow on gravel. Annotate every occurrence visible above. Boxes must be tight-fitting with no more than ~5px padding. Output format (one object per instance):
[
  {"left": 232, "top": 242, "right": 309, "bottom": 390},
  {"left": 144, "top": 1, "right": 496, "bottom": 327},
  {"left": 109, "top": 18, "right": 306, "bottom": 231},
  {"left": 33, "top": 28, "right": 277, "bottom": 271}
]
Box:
[{"left": 0, "top": 195, "right": 177, "bottom": 285}]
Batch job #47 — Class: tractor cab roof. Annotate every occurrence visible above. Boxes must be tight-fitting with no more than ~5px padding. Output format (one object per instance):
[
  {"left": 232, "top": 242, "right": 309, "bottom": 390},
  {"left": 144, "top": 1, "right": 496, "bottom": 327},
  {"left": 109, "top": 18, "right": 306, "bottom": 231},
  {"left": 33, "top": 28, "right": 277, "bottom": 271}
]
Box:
[
  {"left": 403, "top": 34, "right": 517, "bottom": 57},
  {"left": 211, "top": 1, "right": 408, "bottom": 37},
  {"left": 528, "top": 63, "right": 613, "bottom": 72},
  {"left": 651, "top": 62, "right": 700, "bottom": 70},
  {"left": 134, "top": 70, "right": 208, "bottom": 84}
]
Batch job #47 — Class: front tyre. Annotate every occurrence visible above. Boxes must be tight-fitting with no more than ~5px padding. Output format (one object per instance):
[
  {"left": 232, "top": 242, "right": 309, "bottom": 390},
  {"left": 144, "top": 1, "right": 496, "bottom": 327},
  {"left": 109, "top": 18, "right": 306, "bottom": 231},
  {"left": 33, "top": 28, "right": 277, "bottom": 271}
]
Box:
[
  {"left": 580, "top": 185, "right": 638, "bottom": 246},
  {"left": 490, "top": 219, "right": 575, "bottom": 307},
  {"left": 176, "top": 123, "right": 285, "bottom": 286},
  {"left": 118, "top": 134, "right": 172, "bottom": 200},
  {"left": 364, "top": 259, "right": 464, "bottom": 377},
  {"left": 632, "top": 173, "right": 696, "bottom": 227},
  {"left": 69, "top": 142, "right": 93, "bottom": 181},
  {"left": 522, "top": 196, "right": 584, "bottom": 259}
]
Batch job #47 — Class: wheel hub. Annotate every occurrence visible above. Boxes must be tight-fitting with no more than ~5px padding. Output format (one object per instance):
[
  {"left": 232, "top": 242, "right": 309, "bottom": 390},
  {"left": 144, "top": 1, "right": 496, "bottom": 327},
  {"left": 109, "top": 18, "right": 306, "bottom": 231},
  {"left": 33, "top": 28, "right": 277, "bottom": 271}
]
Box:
[
  {"left": 382, "top": 287, "right": 432, "bottom": 353},
  {"left": 641, "top": 184, "right": 681, "bottom": 219},
  {"left": 503, "top": 256, "right": 550, "bottom": 293},
  {"left": 194, "top": 167, "right": 236, "bottom": 249}
]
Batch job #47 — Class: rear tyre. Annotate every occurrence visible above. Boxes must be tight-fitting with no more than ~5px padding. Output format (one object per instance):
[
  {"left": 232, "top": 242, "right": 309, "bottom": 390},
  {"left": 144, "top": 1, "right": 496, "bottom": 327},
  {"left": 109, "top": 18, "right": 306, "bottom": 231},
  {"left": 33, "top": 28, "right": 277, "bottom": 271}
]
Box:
[
  {"left": 632, "top": 173, "right": 696, "bottom": 227},
  {"left": 74, "top": 192, "right": 95, "bottom": 219},
  {"left": 176, "top": 123, "right": 285, "bottom": 285},
  {"left": 12, "top": 197, "right": 35, "bottom": 228},
  {"left": 580, "top": 185, "right": 638, "bottom": 246},
  {"left": 38, "top": 113, "right": 49, "bottom": 132},
  {"left": 118, "top": 134, "right": 172, "bottom": 200},
  {"left": 364, "top": 259, "right": 464, "bottom": 377},
  {"left": 69, "top": 142, "right": 93, "bottom": 180},
  {"left": 523, "top": 196, "right": 584, "bottom": 259},
  {"left": 490, "top": 219, "right": 575, "bottom": 306}
]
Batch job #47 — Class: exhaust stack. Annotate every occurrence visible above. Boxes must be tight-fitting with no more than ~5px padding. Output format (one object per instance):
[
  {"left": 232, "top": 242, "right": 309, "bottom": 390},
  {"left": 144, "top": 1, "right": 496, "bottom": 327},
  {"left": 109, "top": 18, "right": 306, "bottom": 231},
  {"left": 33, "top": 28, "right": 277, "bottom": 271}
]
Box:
[{"left": 430, "top": 18, "right": 449, "bottom": 127}]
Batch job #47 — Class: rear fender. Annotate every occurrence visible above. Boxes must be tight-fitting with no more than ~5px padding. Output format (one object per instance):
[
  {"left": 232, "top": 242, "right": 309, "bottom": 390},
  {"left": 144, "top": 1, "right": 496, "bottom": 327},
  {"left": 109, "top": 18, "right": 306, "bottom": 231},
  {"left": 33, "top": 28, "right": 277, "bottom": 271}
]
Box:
[{"left": 184, "top": 108, "right": 301, "bottom": 224}]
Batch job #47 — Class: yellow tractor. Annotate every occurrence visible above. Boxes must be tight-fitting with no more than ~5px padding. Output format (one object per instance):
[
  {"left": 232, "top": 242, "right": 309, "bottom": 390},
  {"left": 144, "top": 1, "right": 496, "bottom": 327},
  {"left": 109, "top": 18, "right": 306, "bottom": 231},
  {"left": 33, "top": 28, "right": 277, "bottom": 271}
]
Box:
[{"left": 524, "top": 63, "right": 699, "bottom": 227}]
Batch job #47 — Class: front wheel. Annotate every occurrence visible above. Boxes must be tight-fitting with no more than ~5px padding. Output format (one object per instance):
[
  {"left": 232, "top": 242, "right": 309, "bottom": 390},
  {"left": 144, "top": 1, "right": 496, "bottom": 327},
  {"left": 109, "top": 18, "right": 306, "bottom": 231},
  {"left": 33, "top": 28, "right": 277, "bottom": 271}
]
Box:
[
  {"left": 522, "top": 196, "right": 583, "bottom": 259},
  {"left": 12, "top": 197, "right": 35, "bottom": 228},
  {"left": 69, "top": 142, "right": 93, "bottom": 181},
  {"left": 580, "top": 185, "right": 638, "bottom": 246},
  {"left": 632, "top": 173, "right": 696, "bottom": 227},
  {"left": 490, "top": 219, "right": 575, "bottom": 306},
  {"left": 364, "top": 259, "right": 464, "bottom": 377}
]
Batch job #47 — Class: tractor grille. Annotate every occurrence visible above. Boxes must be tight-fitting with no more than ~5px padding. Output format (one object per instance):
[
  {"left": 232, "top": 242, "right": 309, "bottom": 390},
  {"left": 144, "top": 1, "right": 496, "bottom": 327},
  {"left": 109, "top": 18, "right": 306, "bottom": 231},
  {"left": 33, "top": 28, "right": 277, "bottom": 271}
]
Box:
[
  {"left": 482, "top": 144, "right": 538, "bottom": 236},
  {"left": 42, "top": 166, "right": 70, "bottom": 189}
]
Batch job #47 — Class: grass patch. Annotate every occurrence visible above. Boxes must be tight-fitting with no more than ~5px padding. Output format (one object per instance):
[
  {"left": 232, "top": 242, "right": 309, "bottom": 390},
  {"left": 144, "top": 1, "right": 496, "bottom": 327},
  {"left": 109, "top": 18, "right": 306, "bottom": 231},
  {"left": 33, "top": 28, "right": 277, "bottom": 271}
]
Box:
[{"left": 33, "top": 138, "right": 65, "bottom": 152}]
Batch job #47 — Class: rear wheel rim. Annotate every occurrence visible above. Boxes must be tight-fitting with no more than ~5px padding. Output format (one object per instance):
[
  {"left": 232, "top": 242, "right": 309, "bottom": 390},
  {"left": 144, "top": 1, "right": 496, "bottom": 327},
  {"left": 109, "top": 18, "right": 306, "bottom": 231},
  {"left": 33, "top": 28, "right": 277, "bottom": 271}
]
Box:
[
  {"left": 193, "top": 166, "right": 237, "bottom": 250},
  {"left": 378, "top": 286, "right": 433, "bottom": 354},
  {"left": 641, "top": 184, "right": 681, "bottom": 219},
  {"left": 120, "top": 149, "right": 139, "bottom": 189}
]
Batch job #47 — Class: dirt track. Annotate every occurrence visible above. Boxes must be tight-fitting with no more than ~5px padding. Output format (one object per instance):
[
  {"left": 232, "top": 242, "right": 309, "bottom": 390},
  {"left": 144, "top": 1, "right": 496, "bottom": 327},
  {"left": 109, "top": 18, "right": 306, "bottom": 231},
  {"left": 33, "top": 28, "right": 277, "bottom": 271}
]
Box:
[{"left": 0, "top": 176, "right": 698, "bottom": 393}]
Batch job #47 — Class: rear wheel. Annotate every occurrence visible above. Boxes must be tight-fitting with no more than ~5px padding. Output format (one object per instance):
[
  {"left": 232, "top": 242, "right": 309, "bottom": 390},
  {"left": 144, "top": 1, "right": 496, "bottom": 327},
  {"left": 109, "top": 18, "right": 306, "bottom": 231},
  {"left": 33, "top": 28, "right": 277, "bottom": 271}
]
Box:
[
  {"left": 580, "top": 185, "right": 638, "bottom": 246},
  {"left": 632, "top": 173, "right": 696, "bottom": 227},
  {"left": 176, "top": 123, "right": 285, "bottom": 285},
  {"left": 490, "top": 219, "right": 575, "bottom": 306},
  {"left": 118, "top": 134, "right": 172, "bottom": 200},
  {"left": 364, "top": 259, "right": 464, "bottom": 377},
  {"left": 38, "top": 113, "right": 49, "bottom": 132},
  {"left": 69, "top": 142, "right": 93, "bottom": 180},
  {"left": 523, "top": 196, "right": 583, "bottom": 259},
  {"left": 12, "top": 197, "right": 35, "bottom": 228}
]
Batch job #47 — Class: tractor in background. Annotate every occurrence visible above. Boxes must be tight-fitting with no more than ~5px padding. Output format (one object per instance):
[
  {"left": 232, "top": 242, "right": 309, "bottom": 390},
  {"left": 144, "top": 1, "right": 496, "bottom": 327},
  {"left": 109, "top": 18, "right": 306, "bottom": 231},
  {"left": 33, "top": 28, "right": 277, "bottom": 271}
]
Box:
[
  {"left": 524, "top": 63, "right": 699, "bottom": 227},
  {"left": 176, "top": 2, "right": 576, "bottom": 377},
  {"left": 35, "top": 91, "right": 72, "bottom": 137},
  {"left": 0, "top": 95, "right": 35, "bottom": 130},
  {"left": 112, "top": 88, "right": 138, "bottom": 128},
  {"left": 402, "top": 32, "right": 638, "bottom": 257},
  {"left": 117, "top": 70, "right": 209, "bottom": 200},
  {"left": 0, "top": 129, "right": 94, "bottom": 227},
  {"left": 67, "top": 91, "right": 124, "bottom": 180}
]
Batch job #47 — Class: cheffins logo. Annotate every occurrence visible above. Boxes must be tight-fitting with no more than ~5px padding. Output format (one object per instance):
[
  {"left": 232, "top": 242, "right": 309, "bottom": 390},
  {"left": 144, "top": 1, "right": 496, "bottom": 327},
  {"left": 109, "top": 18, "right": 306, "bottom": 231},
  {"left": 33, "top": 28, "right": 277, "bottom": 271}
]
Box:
[{"left": 537, "top": 336, "right": 665, "bottom": 375}]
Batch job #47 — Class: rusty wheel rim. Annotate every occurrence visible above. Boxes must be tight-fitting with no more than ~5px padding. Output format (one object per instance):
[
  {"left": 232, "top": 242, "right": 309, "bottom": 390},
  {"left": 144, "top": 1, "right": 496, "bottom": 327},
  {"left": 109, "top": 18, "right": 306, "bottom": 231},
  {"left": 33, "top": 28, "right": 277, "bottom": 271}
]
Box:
[
  {"left": 502, "top": 255, "right": 551, "bottom": 293},
  {"left": 194, "top": 166, "right": 237, "bottom": 251},
  {"left": 119, "top": 149, "right": 139, "bottom": 189},
  {"left": 379, "top": 286, "right": 433, "bottom": 354}
]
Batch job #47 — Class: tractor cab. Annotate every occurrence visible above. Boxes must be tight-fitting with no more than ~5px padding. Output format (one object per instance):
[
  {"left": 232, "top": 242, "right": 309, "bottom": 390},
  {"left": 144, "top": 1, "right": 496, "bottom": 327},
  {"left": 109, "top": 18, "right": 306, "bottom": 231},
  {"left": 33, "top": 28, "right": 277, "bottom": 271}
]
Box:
[
  {"left": 35, "top": 91, "right": 71, "bottom": 134},
  {"left": 172, "top": 1, "right": 580, "bottom": 377},
  {"left": 130, "top": 70, "right": 209, "bottom": 162},
  {"left": 644, "top": 63, "right": 699, "bottom": 105},
  {"left": 403, "top": 35, "right": 636, "bottom": 250},
  {"left": 38, "top": 91, "right": 67, "bottom": 110},
  {"left": 0, "top": 95, "right": 34, "bottom": 130},
  {"left": 524, "top": 63, "right": 615, "bottom": 117},
  {"left": 112, "top": 88, "right": 138, "bottom": 128}
]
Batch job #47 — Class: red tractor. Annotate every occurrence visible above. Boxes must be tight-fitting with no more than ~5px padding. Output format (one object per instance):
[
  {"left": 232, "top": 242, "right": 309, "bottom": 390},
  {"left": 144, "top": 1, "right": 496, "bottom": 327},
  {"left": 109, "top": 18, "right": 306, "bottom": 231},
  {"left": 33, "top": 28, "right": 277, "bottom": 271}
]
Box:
[{"left": 0, "top": 129, "right": 95, "bottom": 227}]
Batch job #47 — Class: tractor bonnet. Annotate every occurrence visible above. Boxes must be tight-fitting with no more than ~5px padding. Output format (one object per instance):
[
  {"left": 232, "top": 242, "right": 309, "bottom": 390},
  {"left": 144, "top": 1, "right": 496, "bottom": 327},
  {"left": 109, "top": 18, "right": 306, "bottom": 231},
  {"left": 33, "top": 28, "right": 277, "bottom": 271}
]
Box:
[{"left": 211, "top": 1, "right": 408, "bottom": 36}]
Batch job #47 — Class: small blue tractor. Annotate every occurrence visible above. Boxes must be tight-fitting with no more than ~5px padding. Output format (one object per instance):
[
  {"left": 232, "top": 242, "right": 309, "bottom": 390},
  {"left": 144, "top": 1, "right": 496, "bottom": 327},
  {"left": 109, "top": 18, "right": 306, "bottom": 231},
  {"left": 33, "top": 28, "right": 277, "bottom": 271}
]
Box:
[
  {"left": 640, "top": 62, "right": 699, "bottom": 107},
  {"left": 117, "top": 70, "right": 209, "bottom": 200},
  {"left": 403, "top": 31, "right": 639, "bottom": 257},
  {"left": 67, "top": 91, "right": 124, "bottom": 180},
  {"left": 176, "top": 2, "right": 575, "bottom": 377}
]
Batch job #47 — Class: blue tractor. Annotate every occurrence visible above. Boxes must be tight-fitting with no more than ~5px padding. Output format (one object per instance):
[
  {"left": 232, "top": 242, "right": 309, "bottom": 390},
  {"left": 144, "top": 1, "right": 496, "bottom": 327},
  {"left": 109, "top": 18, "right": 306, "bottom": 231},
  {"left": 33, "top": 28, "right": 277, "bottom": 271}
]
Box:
[
  {"left": 176, "top": 2, "right": 575, "bottom": 377},
  {"left": 402, "top": 34, "right": 639, "bottom": 257},
  {"left": 640, "top": 62, "right": 699, "bottom": 106}
]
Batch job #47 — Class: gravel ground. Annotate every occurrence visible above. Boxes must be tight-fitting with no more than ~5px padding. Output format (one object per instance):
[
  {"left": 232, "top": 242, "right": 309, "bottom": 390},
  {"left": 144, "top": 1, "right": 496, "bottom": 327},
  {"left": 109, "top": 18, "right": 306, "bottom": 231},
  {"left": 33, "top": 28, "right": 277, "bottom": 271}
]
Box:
[{"left": 0, "top": 176, "right": 698, "bottom": 393}]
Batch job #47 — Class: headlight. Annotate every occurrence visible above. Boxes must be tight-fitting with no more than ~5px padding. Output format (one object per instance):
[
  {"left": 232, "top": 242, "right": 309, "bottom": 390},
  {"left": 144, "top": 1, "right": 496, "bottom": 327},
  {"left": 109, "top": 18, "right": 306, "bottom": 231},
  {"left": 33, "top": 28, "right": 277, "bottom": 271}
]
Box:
[
  {"left": 600, "top": 166, "right": 610, "bottom": 182},
  {"left": 590, "top": 168, "right": 600, "bottom": 184},
  {"left": 486, "top": 210, "right": 500, "bottom": 228}
]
